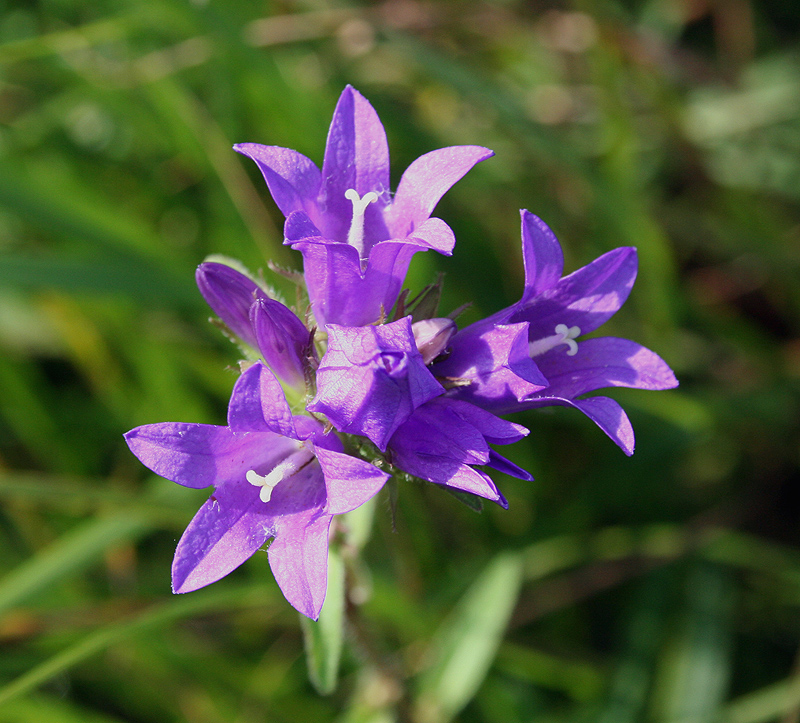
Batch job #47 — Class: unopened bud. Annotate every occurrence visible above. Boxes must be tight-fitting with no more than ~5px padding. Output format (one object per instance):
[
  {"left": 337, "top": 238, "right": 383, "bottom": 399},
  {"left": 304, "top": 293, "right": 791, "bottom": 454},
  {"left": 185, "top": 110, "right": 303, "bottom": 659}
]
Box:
[{"left": 412, "top": 318, "right": 456, "bottom": 364}]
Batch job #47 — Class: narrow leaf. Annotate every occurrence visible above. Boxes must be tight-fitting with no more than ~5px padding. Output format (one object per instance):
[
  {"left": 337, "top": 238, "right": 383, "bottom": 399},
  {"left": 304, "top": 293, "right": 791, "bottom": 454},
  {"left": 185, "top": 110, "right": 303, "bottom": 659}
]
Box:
[
  {"left": 443, "top": 486, "right": 484, "bottom": 513},
  {"left": 0, "top": 584, "right": 275, "bottom": 706},
  {"left": 300, "top": 545, "right": 346, "bottom": 695},
  {"left": 414, "top": 551, "right": 523, "bottom": 722},
  {"left": 0, "top": 512, "right": 153, "bottom": 617}
]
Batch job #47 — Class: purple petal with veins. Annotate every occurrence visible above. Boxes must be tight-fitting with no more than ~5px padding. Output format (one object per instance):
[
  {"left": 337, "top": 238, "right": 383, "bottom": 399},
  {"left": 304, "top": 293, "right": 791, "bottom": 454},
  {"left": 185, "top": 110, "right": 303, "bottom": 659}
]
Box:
[
  {"left": 236, "top": 85, "right": 493, "bottom": 326},
  {"left": 124, "top": 361, "right": 388, "bottom": 620},
  {"left": 308, "top": 317, "right": 443, "bottom": 450},
  {"left": 437, "top": 209, "right": 676, "bottom": 454}
]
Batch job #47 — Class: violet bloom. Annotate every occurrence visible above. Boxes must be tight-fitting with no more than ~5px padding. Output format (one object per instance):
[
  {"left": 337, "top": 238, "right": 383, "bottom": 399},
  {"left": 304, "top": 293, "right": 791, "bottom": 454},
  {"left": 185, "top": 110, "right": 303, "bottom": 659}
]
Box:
[
  {"left": 234, "top": 86, "right": 494, "bottom": 327},
  {"left": 432, "top": 210, "right": 678, "bottom": 455},
  {"left": 387, "top": 397, "right": 532, "bottom": 509},
  {"left": 196, "top": 262, "right": 315, "bottom": 389},
  {"left": 307, "top": 317, "right": 444, "bottom": 451},
  {"left": 124, "top": 361, "right": 388, "bottom": 619}
]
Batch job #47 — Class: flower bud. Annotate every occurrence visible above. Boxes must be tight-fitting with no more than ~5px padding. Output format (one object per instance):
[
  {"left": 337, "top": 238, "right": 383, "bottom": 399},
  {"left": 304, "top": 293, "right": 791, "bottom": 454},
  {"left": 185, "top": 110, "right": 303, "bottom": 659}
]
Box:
[{"left": 412, "top": 318, "right": 457, "bottom": 364}]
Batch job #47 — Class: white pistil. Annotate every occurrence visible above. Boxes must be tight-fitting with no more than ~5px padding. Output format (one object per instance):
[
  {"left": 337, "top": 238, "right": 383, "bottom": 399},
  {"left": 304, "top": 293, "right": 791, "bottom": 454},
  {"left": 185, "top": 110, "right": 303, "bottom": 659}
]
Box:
[
  {"left": 529, "top": 323, "right": 582, "bottom": 358},
  {"left": 345, "top": 188, "right": 378, "bottom": 259},
  {"left": 246, "top": 447, "right": 314, "bottom": 503}
]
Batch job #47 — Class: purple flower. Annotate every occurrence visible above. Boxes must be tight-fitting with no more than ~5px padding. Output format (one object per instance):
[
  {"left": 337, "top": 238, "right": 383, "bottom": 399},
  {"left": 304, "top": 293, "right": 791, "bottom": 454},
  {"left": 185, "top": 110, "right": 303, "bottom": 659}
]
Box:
[
  {"left": 387, "top": 398, "right": 532, "bottom": 509},
  {"left": 432, "top": 210, "right": 678, "bottom": 455},
  {"left": 124, "top": 361, "right": 388, "bottom": 619},
  {"left": 307, "top": 317, "right": 444, "bottom": 451},
  {"left": 234, "top": 86, "right": 494, "bottom": 327},
  {"left": 196, "top": 262, "right": 315, "bottom": 389}
]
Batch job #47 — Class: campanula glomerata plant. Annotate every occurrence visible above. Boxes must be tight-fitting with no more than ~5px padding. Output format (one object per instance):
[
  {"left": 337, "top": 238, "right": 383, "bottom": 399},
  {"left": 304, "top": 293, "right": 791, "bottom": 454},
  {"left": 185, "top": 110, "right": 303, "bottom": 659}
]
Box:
[{"left": 124, "top": 85, "right": 678, "bottom": 621}]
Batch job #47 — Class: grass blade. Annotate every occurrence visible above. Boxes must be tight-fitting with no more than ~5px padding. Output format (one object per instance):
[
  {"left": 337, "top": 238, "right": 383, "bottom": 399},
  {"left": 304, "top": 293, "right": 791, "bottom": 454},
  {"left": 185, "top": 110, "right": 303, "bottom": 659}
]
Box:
[{"left": 414, "top": 551, "right": 523, "bottom": 723}]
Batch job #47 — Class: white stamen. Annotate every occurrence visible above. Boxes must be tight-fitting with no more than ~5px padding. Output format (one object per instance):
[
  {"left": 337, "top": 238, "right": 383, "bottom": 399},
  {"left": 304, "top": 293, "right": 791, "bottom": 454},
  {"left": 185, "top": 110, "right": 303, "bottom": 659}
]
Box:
[
  {"left": 246, "top": 447, "right": 314, "bottom": 503},
  {"left": 529, "top": 323, "right": 582, "bottom": 357},
  {"left": 345, "top": 188, "right": 378, "bottom": 259},
  {"left": 555, "top": 323, "right": 580, "bottom": 355}
]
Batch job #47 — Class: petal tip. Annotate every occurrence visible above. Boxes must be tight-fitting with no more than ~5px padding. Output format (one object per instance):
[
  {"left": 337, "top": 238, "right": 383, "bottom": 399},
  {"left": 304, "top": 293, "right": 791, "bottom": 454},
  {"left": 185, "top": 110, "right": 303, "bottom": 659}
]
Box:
[
  {"left": 496, "top": 490, "right": 509, "bottom": 509},
  {"left": 232, "top": 142, "right": 256, "bottom": 157}
]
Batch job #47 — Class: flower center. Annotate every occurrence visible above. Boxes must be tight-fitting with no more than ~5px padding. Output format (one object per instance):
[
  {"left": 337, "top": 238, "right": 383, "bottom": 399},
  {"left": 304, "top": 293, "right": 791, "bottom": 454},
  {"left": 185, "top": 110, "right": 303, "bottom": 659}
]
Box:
[
  {"left": 529, "top": 323, "right": 581, "bottom": 358},
  {"left": 246, "top": 446, "right": 314, "bottom": 503},
  {"left": 345, "top": 188, "right": 378, "bottom": 259}
]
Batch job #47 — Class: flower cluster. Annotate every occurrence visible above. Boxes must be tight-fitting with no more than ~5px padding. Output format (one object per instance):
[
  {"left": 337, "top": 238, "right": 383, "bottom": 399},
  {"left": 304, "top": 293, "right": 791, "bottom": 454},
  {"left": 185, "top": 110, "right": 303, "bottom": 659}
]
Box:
[{"left": 125, "top": 86, "right": 677, "bottom": 619}]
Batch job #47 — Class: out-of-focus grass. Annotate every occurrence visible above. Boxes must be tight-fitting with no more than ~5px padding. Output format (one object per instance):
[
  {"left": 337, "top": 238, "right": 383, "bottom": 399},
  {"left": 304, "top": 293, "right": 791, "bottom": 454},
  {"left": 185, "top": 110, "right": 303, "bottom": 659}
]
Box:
[{"left": 1, "top": 0, "right": 800, "bottom": 721}]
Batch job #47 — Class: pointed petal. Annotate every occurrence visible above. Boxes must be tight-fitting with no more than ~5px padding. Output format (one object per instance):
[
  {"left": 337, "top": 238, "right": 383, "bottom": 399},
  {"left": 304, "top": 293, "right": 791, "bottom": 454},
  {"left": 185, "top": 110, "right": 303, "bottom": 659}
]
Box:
[
  {"left": 487, "top": 449, "right": 533, "bottom": 481},
  {"left": 250, "top": 298, "right": 311, "bottom": 388},
  {"left": 433, "top": 321, "right": 547, "bottom": 410},
  {"left": 536, "top": 336, "right": 679, "bottom": 398},
  {"left": 434, "top": 464, "right": 508, "bottom": 509},
  {"left": 172, "top": 485, "right": 270, "bottom": 592},
  {"left": 226, "top": 362, "right": 296, "bottom": 439},
  {"left": 526, "top": 395, "right": 636, "bottom": 456},
  {"left": 315, "top": 447, "right": 389, "bottom": 515},
  {"left": 413, "top": 318, "right": 457, "bottom": 364},
  {"left": 406, "top": 216, "right": 456, "bottom": 255},
  {"left": 387, "top": 400, "right": 511, "bottom": 507},
  {"left": 389, "top": 418, "right": 506, "bottom": 506},
  {"left": 444, "top": 399, "right": 530, "bottom": 446},
  {"left": 124, "top": 422, "right": 295, "bottom": 489},
  {"left": 516, "top": 247, "right": 638, "bottom": 339},
  {"left": 389, "top": 400, "right": 491, "bottom": 468},
  {"left": 320, "top": 86, "right": 391, "bottom": 245},
  {"left": 519, "top": 210, "right": 564, "bottom": 302},
  {"left": 573, "top": 396, "right": 635, "bottom": 455},
  {"left": 196, "top": 262, "right": 263, "bottom": 348},
  {"left": 233, "top": 143, "right": 321, "bottom": 222},
  {"left": 387, "top": 145, "right": 494, "bottom": 235},
  {"left": 124, "top": 422, "right": 229, "bottom": 489},
  {"left": 268, "top": 510, "right": 332, "bottom": 620}
]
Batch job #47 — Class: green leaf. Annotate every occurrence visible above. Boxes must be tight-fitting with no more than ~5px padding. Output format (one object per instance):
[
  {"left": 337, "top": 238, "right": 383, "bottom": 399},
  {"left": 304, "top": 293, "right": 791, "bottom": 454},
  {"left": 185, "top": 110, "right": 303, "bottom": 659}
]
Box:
[
  {"left": 0, "top": 583, "right": 276, "bottom": 706},
  {"left": 300, "top": 545, "right": 346, "bottom": 695},
  {"left": 342, "top": 496, "right": 377, "bottom": 551},
  {"left": 408, "top": 276, "right": 443, "bottom": 323},
  {"left": 0, "top": 512, "right": 154, "bottom": 617},
  {"left": 652, "top": 564, "right": 734, "bottom": 722},
  {"left": 443, "top": 485, "right": 484, "bottom": 513},
  {"left": 0, "top": 694, "right": 125, "bottom": 722},
  {"left": 720, "top": 676, "right": 800, "bottom": 723},
  {"left": 596, "top": 567, "right": 680, "bottom": 723},
  {"left": 414, "top": 551, "right": 523, "bottom": 723},
  {"left": 494, "top": 642, "right": 604, "bottom": 701}
]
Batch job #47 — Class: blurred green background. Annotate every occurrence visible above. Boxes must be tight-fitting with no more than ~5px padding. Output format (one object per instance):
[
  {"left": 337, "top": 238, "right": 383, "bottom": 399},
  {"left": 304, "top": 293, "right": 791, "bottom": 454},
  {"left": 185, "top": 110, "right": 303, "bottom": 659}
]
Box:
[{"left": 1, "top": 0, "right": 800, "bottom": 721}]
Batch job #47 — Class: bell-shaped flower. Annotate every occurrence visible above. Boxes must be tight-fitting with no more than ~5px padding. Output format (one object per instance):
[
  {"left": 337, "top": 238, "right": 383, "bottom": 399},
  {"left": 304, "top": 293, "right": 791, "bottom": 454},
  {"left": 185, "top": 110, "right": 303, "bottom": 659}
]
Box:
[
  {"left": 234, "top": 85, "right": 494, "bottom": 327},
  {"left": 124, "top": 361, "right": 388, "bottom": 620},
  {"left": 307, "top": 317, "right": 444, "bottom": 451},
  {"left": 432, "top": 319, "right": 549, "bottom": 404},
  {"left": 387, "top": 398, "right": 532, "bottom": 509},
  {"left": 196, "top": 262, "right": 315, "bottom": 389},
  {"left": 432, "top": 210, "right": 678, "bottom": 455}
]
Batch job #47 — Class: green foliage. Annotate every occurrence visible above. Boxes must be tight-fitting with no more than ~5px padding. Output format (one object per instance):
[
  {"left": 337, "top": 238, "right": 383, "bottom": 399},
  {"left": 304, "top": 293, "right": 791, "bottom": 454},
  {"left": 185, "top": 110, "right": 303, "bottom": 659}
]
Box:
[
  {"left": 301, "top": 546, "right": 346, "bottom": 695},
  {"left": 1, "top": 0, "right": 800, "bottom": 721}
]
